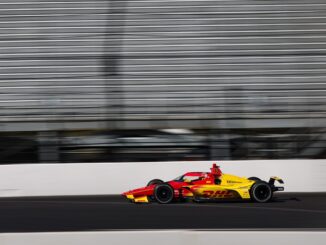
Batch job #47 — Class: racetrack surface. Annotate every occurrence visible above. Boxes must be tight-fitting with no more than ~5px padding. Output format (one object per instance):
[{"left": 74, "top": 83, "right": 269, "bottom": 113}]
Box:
[{"left": 0, "top": 193, "right": 326, "bottom": 232}]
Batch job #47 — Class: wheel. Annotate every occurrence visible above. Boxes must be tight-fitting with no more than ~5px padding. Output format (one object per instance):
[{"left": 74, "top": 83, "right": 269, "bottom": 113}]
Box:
[
  {"left": 147, "top": 179, "right": 164, "bottom": 202},
  {"left": 154, "top": 184, "right": 174, "bottom": 204},
  {"left": 147, "top": 179, "right": 164, "bottom": 186},
  {"left": 248, "top": 177, "right": 261, "bottom": 182},
  {"left": 250, "top": 181, "right": 273, "bottom": 203}
]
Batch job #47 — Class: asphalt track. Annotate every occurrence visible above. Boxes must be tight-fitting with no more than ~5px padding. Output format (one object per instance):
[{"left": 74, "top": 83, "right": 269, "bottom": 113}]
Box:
[{"left": 0, "top": 193, "right": 326, "bottom": 232}]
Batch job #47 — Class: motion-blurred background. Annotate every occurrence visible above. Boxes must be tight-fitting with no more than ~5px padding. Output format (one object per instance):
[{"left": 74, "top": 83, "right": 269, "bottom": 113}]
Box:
[{"left": 1, "top": 0, "right": 326, "bottom": 164}]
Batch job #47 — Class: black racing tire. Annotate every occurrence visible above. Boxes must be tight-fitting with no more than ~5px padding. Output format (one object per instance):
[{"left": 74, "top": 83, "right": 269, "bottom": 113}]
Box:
[
  {"left": 147, "top": 179, "right": 165, "bottom": 202},
  {"left": 248, "top": 177, "right": 261, "bottom": 182},
  {"left": 147, "top": 179, "right": 164, "bottom": 186},
  {"left": 250, "top": 181, "right": 273, "bottom": 203},
  {"left": 154, "top": 184, "right": 174, "bottom": 204}
]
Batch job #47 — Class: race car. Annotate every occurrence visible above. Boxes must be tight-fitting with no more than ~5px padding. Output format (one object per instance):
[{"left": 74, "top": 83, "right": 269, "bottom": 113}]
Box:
[{"left": 122, "top": 163, "right": 284, "bottom": 204}]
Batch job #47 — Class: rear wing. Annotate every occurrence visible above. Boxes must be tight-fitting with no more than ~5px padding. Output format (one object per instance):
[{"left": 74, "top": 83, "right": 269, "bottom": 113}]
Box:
[{"left": 269, "top": 176, "right": 284, "bottom": 185}]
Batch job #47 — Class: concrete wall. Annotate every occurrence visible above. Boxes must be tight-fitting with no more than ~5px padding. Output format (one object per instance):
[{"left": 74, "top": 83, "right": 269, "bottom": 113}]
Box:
[
  {"left": 0, "top": 160, "right": 325, "bottom": 197},
  {"left": 0, "top": 230, "right": 325, "bottom": 245}
]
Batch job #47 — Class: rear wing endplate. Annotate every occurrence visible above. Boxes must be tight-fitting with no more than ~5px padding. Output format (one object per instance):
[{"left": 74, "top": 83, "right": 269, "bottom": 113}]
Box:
[{"left": 269, "top": 176, "right": 284, "bottom": 185}]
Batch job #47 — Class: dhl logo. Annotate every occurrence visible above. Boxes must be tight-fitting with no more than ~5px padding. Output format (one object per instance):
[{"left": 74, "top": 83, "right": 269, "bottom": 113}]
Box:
[{"left": 201, "top": 190, "right": 233, "bottom": 198}]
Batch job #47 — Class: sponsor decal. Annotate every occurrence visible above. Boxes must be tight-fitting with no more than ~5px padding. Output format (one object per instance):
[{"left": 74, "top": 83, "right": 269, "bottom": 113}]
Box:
[
  {"left": 227, "top": 180, "right": 242, "bottom": 184},
  {"left": 202, "top": 190, "right": 233, "bottom": 198}
]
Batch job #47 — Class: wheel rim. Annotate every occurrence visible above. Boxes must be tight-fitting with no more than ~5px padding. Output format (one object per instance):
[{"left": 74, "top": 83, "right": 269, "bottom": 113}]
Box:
[
  {"left": 156, "top": 186, "right": 172, "bottom": 202},
  {"left": 255, "top": 185, "right": 271, "bottom": 201}
]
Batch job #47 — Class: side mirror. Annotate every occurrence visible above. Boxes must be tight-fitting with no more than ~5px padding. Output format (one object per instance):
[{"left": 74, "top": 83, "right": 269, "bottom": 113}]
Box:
[{"left": 184, "top": 178, "right": 192, "bottom": 183}]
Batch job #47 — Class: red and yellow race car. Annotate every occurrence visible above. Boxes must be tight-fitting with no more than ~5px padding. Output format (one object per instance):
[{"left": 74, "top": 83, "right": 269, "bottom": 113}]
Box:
[{"left": 123, "top": 163, "right": 284, "bottom": 204}]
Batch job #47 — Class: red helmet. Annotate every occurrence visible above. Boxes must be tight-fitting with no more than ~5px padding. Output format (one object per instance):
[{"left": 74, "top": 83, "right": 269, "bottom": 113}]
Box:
[
  {"left": 210, "top": 163, "right": 222, "bottom": 176},
  {"left": 211, "top": 163, "right": 219, "bottom": 170}
]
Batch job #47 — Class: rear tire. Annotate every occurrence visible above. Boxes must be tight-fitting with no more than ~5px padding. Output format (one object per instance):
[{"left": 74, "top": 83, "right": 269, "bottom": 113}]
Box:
[
  {"left": 248, "top": 177, "right": 261, "bottom": 182},
  {"left": 154, "top": 184, "right": 174, "bottom": 204},
  {"left": 250, "top": 181, "right": 272, "bottom": 203}
]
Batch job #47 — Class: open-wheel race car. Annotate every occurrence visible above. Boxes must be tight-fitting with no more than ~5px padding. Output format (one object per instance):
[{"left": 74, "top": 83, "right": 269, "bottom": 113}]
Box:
[{"left": 123, "top": 163, "right": 284, "bottom": 204}]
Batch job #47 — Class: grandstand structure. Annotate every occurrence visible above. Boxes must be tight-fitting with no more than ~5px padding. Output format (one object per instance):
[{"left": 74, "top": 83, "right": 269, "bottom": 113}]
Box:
[{"left": 0, "top": 0, "right": 326, "bottom": 163}]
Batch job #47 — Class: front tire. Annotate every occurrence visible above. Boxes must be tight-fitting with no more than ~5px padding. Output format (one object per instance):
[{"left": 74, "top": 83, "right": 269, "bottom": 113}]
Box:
[
  {"left": 147, "top": 179, "right": 165, "bottom": 202},
  {"left": 147, "top": 179, "right": 164, "bottom": 186},
  {"left": 154, "top": 184, "right": 174, "bottom": 204},
  {"left": 250, "top": 181, "right": 272, "bottom": 203}
]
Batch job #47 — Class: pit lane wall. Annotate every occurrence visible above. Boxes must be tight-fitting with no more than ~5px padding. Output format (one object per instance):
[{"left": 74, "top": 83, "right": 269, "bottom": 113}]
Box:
[{"left": 0, "top": 160, "right": 325, "bottom": 197}]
